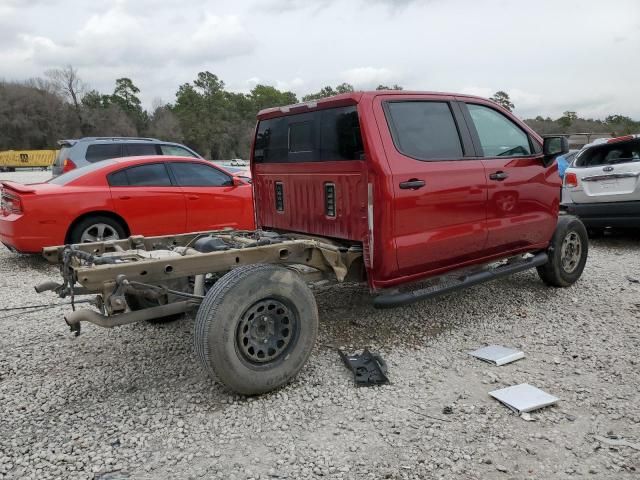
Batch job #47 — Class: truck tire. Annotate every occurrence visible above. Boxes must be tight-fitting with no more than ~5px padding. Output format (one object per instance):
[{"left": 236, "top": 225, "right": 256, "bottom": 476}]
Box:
[
  {"left": 194, "top": 264, "right": 318, "bottom": 395},
  {"left": 537, "top": 215, "right": 588, "bottom": 287}
]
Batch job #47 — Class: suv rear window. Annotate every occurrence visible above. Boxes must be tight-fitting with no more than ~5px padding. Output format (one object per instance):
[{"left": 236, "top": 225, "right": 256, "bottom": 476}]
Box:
[
  {"left": 254, "top": 105, "right": 364, "bottom": 163},
  {"left": 384, "top": 101, "right": 463, "bottom": 160},
  {"left": 86, "top": 144, "right": 123, "bottom": 163},
  {"left": 574, "top": 138, "right": 640, "bottom": 167}
]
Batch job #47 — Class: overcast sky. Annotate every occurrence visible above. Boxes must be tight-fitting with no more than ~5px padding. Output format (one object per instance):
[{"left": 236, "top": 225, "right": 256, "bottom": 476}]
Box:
[{"left": 1, "top": 0, "right": 639, "bottom": 119}]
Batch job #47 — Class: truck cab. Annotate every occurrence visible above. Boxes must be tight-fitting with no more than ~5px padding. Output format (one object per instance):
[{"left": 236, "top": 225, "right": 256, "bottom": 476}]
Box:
[{"left": 252, "top": 91, "right": 561, "bottom": 290}]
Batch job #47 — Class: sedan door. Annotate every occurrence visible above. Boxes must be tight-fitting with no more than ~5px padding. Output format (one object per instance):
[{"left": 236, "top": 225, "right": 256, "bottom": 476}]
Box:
[
  {"left": 108, "top": 162, "right": 187, "bottom": 236},
  {"left": 167, "top": 162, "right": 254, "bottom": 232}
]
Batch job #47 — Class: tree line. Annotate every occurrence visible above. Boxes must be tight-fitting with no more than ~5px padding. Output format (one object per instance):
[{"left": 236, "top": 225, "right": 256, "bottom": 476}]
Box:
[{"left": 0, "top": 68, "right": 637, "bottom": 159}]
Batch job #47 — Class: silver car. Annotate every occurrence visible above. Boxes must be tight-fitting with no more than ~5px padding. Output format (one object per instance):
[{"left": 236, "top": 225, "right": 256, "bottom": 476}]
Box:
[
  {"left": 52, "top": 137, "right": 202, "bottom": 176},
  {"left": 562, "top": 134, "right": 640, "bottom": 231}
]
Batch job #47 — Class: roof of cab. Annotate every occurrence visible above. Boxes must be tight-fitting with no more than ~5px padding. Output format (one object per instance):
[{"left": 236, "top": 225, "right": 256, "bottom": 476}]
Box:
[{"left": 256, "top": 90, "right": 490, "bottom": 120}]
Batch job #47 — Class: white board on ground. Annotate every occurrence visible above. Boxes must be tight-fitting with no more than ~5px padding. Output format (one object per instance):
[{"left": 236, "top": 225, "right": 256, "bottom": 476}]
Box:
[
  {"left": 489, "top": 383, "right": 559, "bottom": 413},
  {"left": 468, "top": 345, "right": 524, "bottom": 366}
]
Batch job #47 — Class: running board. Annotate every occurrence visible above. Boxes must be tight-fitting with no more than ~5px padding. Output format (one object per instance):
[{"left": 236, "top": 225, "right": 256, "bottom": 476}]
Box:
[{"left": 373, "top": 252, "right": 548, "bottom": 309}]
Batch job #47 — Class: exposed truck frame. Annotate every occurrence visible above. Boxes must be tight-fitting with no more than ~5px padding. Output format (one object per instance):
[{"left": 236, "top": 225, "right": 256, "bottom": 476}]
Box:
[{"left": 38, "top": 91, "right": 589, "bottom": 395}]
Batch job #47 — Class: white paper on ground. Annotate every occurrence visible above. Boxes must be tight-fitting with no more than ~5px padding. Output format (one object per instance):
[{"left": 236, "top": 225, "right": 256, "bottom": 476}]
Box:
[
  {"left": 469, "top": 345, "right": 525, "bottom": 366},
  {"left": 489, "top": 383, "right": 559, "bottom": 413}
]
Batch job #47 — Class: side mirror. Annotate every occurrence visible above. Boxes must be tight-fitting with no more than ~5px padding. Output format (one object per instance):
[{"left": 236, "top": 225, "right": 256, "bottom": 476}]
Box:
[
  {"left": 542, "top": 136, "right": 569, "bottom": 166},
  {"left": 232, "top": 176, "right": 246, "bottom": 186}
]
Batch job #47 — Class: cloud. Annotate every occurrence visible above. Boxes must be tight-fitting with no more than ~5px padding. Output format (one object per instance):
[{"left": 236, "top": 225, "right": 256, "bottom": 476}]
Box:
[
  {"left": 21, "top": 9, "right": 255, "bottom": 68},
  {"left": 342, "top": 67, "right": 401, "bottom": 88}
]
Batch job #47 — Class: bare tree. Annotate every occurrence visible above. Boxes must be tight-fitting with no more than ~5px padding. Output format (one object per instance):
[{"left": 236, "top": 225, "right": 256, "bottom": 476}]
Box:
[{"left": 45, "top": 65, "right": 88, "bottom": 133}]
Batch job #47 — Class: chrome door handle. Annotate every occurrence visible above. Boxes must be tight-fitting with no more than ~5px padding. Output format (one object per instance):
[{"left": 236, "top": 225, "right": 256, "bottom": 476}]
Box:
[{"left": 489, "top": 171, "right": 508, "bottom": 181}]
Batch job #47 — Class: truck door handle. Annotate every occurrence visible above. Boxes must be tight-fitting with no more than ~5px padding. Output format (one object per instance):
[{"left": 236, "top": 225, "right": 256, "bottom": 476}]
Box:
[
  {"left": 489, "top": 171, "right": 508, "bottom": 181},
  {"left": 187, "top": 195, "right": 200, "bottom": 200},
  {"left": 399, "top": 179, "right": 426, "bottom": 190},
  {"left": 118, "top": 196, "right": 131, "bottom": 200}
]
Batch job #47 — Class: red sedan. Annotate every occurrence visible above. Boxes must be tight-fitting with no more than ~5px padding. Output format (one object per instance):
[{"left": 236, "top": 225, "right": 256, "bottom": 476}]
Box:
[{"left": 0, "top": 156, "right": 255, "bottom": 253}]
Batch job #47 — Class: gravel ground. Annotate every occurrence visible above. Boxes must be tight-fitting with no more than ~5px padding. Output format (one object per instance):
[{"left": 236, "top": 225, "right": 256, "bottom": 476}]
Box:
[{"left": 1, "top": 170, "right": 639, "bottom": 479}]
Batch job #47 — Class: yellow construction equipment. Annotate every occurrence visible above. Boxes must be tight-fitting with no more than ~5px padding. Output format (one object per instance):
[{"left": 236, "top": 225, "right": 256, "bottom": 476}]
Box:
[{"left": 0, "top": 150, "right": 58, "bottom": 171}]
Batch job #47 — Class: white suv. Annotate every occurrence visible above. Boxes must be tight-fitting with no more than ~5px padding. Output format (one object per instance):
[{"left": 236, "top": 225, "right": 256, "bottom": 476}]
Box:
[{"left": 562, "top": 135, "right": 640, "bottom": 232}]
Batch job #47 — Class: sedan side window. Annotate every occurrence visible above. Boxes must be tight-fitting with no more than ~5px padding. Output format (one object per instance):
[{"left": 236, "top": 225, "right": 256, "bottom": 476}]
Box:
[
  {"left": 121, "top": 164, "right": 172, "bottom": 186},
  {"left": 467, "top": 104, "right": 532, "bottom": 157},
  {"left": 160, "top": 145, "right": 198, "bottom": 157},
  {"left": 170, "top": 162, "right": 232, "bottom": 187}
]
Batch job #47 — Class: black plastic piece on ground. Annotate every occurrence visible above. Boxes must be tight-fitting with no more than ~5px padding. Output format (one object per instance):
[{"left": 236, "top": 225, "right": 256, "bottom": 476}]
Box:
[
  {"left": 339, "top": 348, "right": 389, "bottom": 386},
  {"left": 373, "top": 252, "right": 549, "bottom": 309}
]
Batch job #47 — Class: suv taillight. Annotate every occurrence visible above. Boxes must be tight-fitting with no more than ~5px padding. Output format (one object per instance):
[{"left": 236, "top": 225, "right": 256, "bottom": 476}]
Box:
[
  {"left": 564, "top": 172, "right": 578, "bottom": 188},
  {"left": 1, "top": 190, "right": 22, "bottom": 215},
  {"left": 62, "top": 158, "right": 76, "bottom": 173}
]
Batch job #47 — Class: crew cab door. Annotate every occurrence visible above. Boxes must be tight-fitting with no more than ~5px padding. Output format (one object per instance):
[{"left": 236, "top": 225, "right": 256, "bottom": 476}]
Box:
[
  {"left": 374, "top": 95, "right": 488, "bottom": 276},
  {"left": 167, "top": 161, "right": 254, "bottom": 231},
  {"left": 565, "top": 137, "right": 640, "bottom": 204},
  {"left": 108, "top": 162, "right": 187, "bottom": 236},
  {"left": 459, "top": 100, "right": 559, "bottom": 254}
]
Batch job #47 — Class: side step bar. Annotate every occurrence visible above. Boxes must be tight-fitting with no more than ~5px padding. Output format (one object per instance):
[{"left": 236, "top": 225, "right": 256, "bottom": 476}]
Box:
[{"left": 373, "top": 252, "right": 548, "bottom": 309}]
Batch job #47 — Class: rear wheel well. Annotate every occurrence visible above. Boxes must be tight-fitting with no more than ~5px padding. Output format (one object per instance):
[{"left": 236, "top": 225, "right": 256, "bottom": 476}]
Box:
[{"left": 65, "top": 211, "right": 130, "bottom": 244}]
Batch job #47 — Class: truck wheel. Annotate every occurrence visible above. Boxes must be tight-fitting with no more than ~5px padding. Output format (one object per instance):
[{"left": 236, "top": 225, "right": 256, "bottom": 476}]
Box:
[
  {"left": 537, "top": 215, "right": 588, "bottom": 287},
  {"left": 194, "top": 264, "right": 318, "bottom": 395},
  {"left": 69, "top": 216, "right": 126, "bottom": 244}
]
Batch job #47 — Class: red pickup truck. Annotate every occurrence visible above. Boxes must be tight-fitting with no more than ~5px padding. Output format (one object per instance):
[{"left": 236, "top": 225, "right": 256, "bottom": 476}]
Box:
[{"left": 40, "top": 91, "right": 588, "bottom": 395}]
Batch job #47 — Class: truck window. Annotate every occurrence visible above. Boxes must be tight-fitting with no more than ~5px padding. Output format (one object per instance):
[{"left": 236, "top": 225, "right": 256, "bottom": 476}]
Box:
[
  {"left": 384, "top": 101, "right": 463, "bottom": 160},
  {"left": 289, "top": 121, "right": 314, "bottom": 153},
  {"left": 254, "top": 105, "right": 364, "bottom": 163},
  {"left": 466, "top": 104, "right": 531, "bottom": 157},
  {"left": 85, "top": 144, "right": 123, "bottom": 163}
]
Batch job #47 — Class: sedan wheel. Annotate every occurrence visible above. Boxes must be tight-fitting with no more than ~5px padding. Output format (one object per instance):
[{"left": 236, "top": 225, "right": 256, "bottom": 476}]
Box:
[{"left": 80, "top": 223, "right": 121, "bottom": 243}]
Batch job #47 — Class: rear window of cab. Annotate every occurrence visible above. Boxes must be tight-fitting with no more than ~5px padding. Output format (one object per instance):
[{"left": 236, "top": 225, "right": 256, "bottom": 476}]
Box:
[{"left": 253, "top": 105, "right": 364, "bottom": 163}]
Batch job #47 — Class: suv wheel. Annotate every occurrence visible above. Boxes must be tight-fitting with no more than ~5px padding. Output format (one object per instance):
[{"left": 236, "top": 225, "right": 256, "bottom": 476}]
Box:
[{"left": 537, "top": 215, "right": 588, "bottom": 287}]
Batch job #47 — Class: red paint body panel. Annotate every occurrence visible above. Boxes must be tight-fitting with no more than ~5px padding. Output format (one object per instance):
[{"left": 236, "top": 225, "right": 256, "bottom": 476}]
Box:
[
  {"left": 0, "top": 157, "right": 255, "bottom": 253},
  {"left": 253, "top": 161, "right": 368, "bottom": 241},
  {"left": 252, "top": 91, "right": 560, "bottom": 291}
]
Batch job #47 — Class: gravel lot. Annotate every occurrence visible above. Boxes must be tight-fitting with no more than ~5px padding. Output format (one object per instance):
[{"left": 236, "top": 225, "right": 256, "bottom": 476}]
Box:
[{"left": 1, "top": 170, "right": 639, "bottom": 479}]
